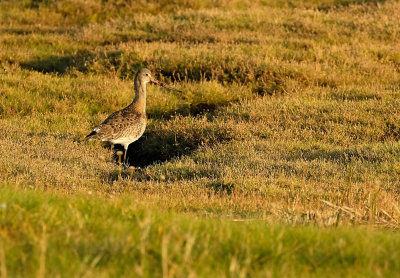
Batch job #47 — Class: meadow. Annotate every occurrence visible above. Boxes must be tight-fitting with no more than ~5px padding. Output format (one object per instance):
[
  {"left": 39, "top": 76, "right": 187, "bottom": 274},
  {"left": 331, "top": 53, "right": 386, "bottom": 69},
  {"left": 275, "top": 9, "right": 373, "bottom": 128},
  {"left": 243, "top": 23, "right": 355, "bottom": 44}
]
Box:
[{"left": 1, "top": 0, "right": 400, "bottom": 276}]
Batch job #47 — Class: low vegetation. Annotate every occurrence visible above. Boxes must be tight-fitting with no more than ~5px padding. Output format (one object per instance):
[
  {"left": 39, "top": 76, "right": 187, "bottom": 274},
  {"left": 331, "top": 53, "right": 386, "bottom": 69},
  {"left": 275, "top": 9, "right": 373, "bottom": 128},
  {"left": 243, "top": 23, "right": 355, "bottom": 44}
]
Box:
[{"left": 1, "top": 0, "right": 400, "bottom": 276}]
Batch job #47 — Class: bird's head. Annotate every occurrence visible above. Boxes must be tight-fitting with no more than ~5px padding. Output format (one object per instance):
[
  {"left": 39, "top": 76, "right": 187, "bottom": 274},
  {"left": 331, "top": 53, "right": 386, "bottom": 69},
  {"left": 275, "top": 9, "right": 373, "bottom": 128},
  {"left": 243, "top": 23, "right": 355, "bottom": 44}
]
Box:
[{"left": 137, "top": 68, "right": 181, "bottom": 92}]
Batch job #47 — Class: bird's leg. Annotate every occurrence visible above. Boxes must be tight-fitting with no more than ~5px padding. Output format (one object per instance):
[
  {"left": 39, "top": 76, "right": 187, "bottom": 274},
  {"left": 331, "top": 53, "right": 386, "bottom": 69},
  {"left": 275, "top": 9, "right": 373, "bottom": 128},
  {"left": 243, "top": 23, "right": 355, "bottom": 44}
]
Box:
[
  {"left": 110, "top": 144, "right": 116, "bottom": 162},
  {"left": 123, "top": 145, "right": 128, "bottom": 164}
]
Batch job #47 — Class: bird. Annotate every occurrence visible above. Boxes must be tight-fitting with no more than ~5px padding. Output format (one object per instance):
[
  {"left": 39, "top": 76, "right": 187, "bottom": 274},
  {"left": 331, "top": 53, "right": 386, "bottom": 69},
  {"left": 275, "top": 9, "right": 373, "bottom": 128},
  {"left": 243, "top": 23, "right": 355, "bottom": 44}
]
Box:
[{"left": 86, "top": 68, "right": 181, "bottom": 163}]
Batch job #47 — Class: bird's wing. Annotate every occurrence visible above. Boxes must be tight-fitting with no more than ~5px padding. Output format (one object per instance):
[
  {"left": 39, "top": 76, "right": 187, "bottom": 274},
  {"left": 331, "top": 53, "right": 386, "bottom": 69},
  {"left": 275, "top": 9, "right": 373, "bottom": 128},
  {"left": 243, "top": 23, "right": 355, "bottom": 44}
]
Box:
[
  {"left": 86, "top": 109, "right": 142, "bottom": 141},
  {"left": 85, "top": 109, "right": 121, "bottom": 140}
]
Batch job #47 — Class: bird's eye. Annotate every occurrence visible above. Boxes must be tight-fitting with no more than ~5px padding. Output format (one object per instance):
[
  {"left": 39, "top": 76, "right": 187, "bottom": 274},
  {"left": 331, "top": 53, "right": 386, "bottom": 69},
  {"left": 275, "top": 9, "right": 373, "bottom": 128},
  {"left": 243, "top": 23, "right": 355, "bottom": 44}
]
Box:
[{"left": 146, "top": 73, "right": 150, "bottom": 76}]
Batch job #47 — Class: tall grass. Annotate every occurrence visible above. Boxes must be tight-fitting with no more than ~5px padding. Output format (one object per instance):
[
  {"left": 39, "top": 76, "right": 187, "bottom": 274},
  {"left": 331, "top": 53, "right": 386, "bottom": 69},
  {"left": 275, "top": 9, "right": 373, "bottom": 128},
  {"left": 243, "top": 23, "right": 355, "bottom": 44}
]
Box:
[{"left": 1, "top": 186, "right": 400, "bottom": 277}]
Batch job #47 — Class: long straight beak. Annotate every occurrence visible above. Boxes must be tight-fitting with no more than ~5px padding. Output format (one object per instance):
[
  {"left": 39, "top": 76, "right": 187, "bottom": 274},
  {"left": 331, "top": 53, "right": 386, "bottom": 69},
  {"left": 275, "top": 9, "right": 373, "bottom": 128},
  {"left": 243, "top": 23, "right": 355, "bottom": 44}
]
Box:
[{"left": 151, "top": 78, "right": 182, "bottom": 92}]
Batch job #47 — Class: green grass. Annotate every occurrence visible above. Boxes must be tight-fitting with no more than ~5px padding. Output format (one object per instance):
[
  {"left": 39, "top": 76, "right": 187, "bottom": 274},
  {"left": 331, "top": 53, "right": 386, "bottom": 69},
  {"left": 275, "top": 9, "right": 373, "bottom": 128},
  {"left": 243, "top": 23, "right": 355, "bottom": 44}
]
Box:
[
  {"left": 1, "top": 186, "right": 400, "bottom": 278},
  {"left": 1, "top": 0, "right": 400, "bottom": 276}
]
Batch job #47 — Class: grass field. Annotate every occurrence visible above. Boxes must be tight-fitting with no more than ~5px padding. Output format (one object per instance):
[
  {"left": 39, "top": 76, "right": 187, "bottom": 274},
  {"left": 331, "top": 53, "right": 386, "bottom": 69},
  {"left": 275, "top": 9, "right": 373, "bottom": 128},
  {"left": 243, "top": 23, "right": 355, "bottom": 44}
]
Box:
[{"left": 1, "top": 0, "right": 400, "bottom": 276}]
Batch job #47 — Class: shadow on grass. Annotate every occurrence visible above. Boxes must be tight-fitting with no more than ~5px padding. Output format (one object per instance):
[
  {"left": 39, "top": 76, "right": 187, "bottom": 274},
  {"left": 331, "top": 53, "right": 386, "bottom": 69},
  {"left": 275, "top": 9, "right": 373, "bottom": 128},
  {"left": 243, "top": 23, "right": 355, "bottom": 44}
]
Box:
[
  {"left": 0, "top": 27, "right": 72, "bottom": 36},
  {"left": 119, "top": 131, "right": 206, "bottom": 167},
  {"left": 106, "top": 119, "right": 239, "bottom": 168},
  {"left": 20, "top": 49, "right": 296, "bottom": 96},
  {"left": 104, "top": 131, "right": 205, "bottom": 183},
  {"left": 20, "top": 51, "right": 94, "bottom": 74},
  {"left": 206, "top": 182, "right": 235, "bottom": 195},
  {"left": 148, "top": 103, "right": 220, "bottom": 120},
  {"left": 111, "top": 135, "right": 176, "bottom": 168},
  {"left": 382, "top": 121, "right": 400, "bottom": 142}
]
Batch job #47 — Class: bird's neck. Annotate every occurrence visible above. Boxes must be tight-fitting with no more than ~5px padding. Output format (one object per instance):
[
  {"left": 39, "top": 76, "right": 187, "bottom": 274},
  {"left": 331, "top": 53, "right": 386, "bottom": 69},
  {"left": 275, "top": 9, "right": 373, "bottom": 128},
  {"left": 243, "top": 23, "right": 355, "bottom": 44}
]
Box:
[{"left": 131, "top": 79, "right": 147, "bottom": 114}]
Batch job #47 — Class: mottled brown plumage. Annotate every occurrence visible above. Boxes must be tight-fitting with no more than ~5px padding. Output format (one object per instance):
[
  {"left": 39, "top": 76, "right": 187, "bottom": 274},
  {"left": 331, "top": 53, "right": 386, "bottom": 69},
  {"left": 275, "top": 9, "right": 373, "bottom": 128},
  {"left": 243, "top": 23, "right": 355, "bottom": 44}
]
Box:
[{"left": 86, "top": 68, "right": 180, "bottom": 162}]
